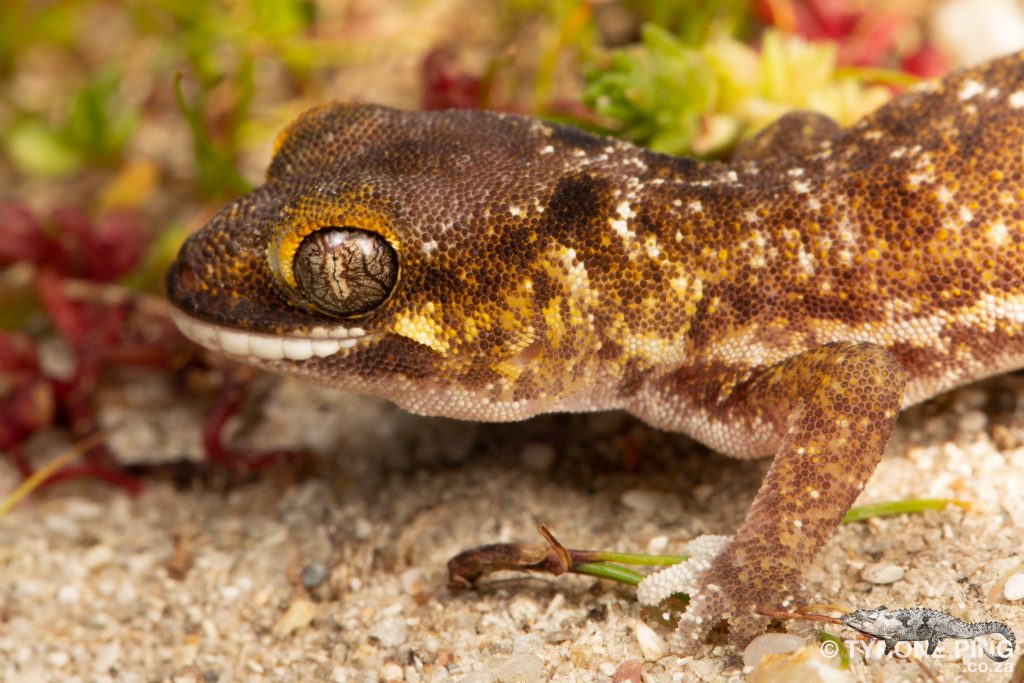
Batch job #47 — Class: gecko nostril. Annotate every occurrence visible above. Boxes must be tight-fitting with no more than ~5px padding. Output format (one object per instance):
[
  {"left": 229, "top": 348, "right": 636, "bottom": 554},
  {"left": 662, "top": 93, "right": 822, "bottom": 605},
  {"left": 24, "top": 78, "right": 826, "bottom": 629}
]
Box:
[{"left": 165, "top": 247, "right": 205, "bottom": 310}]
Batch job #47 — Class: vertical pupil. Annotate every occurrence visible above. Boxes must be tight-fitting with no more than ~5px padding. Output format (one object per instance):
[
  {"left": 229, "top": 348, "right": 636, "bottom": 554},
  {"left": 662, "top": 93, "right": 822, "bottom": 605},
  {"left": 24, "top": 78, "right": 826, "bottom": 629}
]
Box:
[{"left": 293, "top": 227, "right": 398, "bottom": 316}]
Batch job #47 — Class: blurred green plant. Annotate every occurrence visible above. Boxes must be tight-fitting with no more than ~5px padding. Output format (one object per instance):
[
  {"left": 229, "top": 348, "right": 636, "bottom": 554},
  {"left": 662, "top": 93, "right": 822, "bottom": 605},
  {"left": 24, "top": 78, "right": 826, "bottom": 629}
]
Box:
[
  {"left": 0, "top": 0, "right": 323, "bottom": 191},
  {"left": 584, "top": 25, "right": 898, "bottom": 156},
  {"left": 0, "top": 0, "right": 914, "bottom": 189},
  {"left": 623, "top": 0, "right": 753, "bottom": 45},
  {"left": 138, "top": 0, "right": 316, "bottom": 197},
  {"left": 584, "top": 24, "right": 718, "bottom": 155},
  {"left": 498, "top": 0, "right": 601, "bottom": 115},
  {"left": 6, "top": 66, "right": 139, "bottom": 177},
  {"left": 173, "top": 70, "right": 254, "bottom": 198}
]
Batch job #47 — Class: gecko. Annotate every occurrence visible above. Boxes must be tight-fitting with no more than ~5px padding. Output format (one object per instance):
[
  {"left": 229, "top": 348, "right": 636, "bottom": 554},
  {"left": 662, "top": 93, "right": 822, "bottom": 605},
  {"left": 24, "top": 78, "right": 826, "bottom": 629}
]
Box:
[{"left": 166, "top": 51, "right": 1024, "bottom": 653}]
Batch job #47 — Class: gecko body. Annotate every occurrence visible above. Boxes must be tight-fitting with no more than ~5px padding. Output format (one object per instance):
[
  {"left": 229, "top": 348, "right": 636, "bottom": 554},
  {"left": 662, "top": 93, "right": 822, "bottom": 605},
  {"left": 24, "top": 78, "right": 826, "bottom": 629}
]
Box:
[{"left": 167, "top": 52, "right": 1024, "bottom": 651}]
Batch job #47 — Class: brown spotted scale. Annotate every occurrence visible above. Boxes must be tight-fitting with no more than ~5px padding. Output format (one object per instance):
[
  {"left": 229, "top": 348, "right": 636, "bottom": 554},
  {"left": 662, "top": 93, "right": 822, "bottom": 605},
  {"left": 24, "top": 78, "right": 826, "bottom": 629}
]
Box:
[{"left": 167, "top": 52, "right": 1024, "bottom": 652}]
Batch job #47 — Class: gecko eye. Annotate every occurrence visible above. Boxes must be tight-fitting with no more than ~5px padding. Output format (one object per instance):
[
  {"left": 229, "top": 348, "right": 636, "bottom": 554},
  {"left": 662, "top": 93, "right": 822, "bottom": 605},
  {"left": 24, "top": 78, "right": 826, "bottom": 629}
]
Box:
[{"left": 293, "top": 227, "right": 398, "bottom": 316}]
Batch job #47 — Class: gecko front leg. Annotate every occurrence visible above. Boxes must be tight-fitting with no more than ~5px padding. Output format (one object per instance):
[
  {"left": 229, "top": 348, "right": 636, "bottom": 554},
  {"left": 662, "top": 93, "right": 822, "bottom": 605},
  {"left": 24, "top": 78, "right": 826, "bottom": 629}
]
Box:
[{"left": 641, "top": 342, "right": 906, "bottom": 652}]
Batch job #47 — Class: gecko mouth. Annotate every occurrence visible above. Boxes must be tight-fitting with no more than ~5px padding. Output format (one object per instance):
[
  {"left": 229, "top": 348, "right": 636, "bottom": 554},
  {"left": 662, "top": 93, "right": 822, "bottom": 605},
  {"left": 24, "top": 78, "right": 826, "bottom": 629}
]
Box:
[{"left": 168, "top": 306, "right": 371, "bottom": 361}]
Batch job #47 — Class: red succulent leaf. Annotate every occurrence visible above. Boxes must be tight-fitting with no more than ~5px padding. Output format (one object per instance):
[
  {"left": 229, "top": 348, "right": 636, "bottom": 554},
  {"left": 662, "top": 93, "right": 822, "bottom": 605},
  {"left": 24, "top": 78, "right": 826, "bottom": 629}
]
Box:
[
  {"left": 0, "top": 203, "right": 54, "bottom": 265},
  {"left": 902, "top": 44, "right": 950, "bottom": 79},
  {"left": 0, "top": 333, "right": 53, "bottom": 450},
  {"left": 422, "top": 48, "right": 485, "bottom": 111},
  {"left": 755, "top": 0, "right": 925, "bottom": 69},
  {"left": 836, "top": 12, "right": 909, "bottom": 67},
  {"left": 0, "top": 331, "right": 40, "bottom": 374},
  {"left": 48, "top": 206, "right": 146, "bottom": 281},
  {"left": 8, "top": 378, "right": 56, "bottom": 433},
  {"left": 34, "top": 268, "right": 125, "bottom": 354},
  {"left": 802, "top": 0, "right": 862, "bottom": 40},
  {"left": 49, "top": 205, "right": 93, "bottom": 276},
  {"left": 86, "top": 210, "right": 147, "bottom": 282}
]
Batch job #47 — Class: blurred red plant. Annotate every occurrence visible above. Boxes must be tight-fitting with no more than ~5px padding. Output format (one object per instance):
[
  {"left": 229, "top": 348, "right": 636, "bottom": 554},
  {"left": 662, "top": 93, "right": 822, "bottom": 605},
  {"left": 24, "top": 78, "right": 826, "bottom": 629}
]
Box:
[
  {"left": 421, "top": 49, "right": 487, "bottom": 111},
  {"left": 755, "top": 0, "right": 949, "bottom": 77},
  {"left": 1, "top": 202, "right": 299, "bottom": 496},
  {"left": 0, "top": 202, "right": 159, "bottom": 492}
]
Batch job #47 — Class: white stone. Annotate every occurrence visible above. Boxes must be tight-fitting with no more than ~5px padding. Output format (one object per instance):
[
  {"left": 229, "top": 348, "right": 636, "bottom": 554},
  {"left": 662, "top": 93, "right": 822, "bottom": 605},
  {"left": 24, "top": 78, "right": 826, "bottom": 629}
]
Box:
[
  {"left": 491, "top": 654, "right": 543, "bottom": 682},
  {"left": 381, "top": 662, "right": 404, "bottom": 681},
  {"left": 636, "top": 620, "right": 668, "bottom": 661},
  {"left": 742, "top": 633, "right": 806, "bottom": 668},
  {"left": 861, "top": 563, "right": 905, "bottom": 585},
  {"left": 931, "top": 0, "right": 1024, "bottom": 67},
  {"left": 400, "top": 568, "right": 422, "bottom": 596},
  {"left": 957, "top": 409, "right": 988, "bottom": 434},
  {"left": 272, "top": 597, "right": 318, "bottom": 637},
  {"left": 1003, "top": 572, "right": 1024, "bottom": 600},
  {"left": 82, "top": 544, "right": 116, "bottom": 570},
  {"left": 369, "top": 615, "right": 408, "bottom": 648}
]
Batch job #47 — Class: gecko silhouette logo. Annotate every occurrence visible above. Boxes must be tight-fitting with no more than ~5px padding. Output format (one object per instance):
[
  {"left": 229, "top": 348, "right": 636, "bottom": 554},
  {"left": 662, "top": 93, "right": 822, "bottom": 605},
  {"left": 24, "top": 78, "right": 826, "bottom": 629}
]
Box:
[{"left": 829, "top": 606, "right": 1016, "bottom": 668}]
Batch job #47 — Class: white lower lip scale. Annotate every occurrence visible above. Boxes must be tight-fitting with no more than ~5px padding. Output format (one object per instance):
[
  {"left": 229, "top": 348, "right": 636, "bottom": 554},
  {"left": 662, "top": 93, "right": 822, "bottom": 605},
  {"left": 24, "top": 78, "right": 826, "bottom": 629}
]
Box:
[{"left": 168, "top": 307, "right": 363, "bottom": 361}]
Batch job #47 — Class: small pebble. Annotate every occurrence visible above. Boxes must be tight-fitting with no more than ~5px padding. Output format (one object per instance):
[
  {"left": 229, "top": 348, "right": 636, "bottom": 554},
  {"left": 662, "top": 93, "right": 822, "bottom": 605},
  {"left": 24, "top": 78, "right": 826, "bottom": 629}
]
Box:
[
  {"left": 272, "top": 597, "right": 318, "bottom": 637},
  {"left": 520, "top": 442, "right": 556, "bottom": 471},
  {"left": 354, "top": 518, "right": 373, "bottom": 540},
  {"left": 301, "top": 562, "right": 329, "bottom": 590},
  {"left": 62, "top": 498, "right": 104, "bottom": 520},
  {"left": 400, "top": 568, "right": 422, "bottom": 596},
  {"left": 635, "top": 620, "right": 668, "bottom": 661},
  {"left": 612, "top": 659, "right": 643, "bottom": 683},
  {"left": 742, "top": 633, "right": 806, "bottom": 668},
  {"left": 56, "top": 584, "right": 80, "bottom": 605},
  {"left": 369, "top": 615, "right": 408, "bottom": 648},
  {"left": 544, "top": 629, "right": 569, "bottom": 643},
  {"left": 957, "top": 409, "right": 988, "bottom": 434},
  {"left": 861, "top": 563, "right": 905, "bottom": 585},
  {"left": 381, "top": 662, "right": 403, "bottom": 681},
  {"left": 621, "top": 489, "right": 663, "bottom": 517},
  {"left": 646, "top": 535, "right": 669, "bottom": 554},
  {"left": 459, "top": 673, "right": 493, "bottom": 683},
  {"left": 47, "top": 650, "right": 70, "bottom": 668},
  {"left": 82, "top": 544, "right": 116, "bottom": 570},
  {"left": 492, "top": 653, "right": 543, "bottom": 682},
  {"left": 687, "top": 658, "right": 724, "bottom": 681},
  {"left": 1003, "top": 572, "right": 1024, "bottom": 601},
  {"left": 94, "top": 642, "right": 122, "bottom": 672}
]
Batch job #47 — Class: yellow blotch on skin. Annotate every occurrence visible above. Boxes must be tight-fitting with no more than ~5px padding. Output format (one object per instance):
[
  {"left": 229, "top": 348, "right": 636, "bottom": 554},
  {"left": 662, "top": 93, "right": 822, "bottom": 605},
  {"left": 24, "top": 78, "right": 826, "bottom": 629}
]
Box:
[
  {"left": 543, "top": 296, "right": 565, "bottom": 349},
  {"left": 461, "top": 312, "right": 489, "bottom": 343},
  {"left": 392, "top": 303, "right": 451, "bottom": 355},
  {"left": 492, "top": 359, "right": 526, "bottom": 382}
]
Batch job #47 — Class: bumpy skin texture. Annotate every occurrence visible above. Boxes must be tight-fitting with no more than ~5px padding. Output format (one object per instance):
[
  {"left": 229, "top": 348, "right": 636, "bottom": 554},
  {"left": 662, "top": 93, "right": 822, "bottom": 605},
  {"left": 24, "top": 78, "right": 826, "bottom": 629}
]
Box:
[{"left": 167, "top": 53, "right": 1024, "bottom": 651}]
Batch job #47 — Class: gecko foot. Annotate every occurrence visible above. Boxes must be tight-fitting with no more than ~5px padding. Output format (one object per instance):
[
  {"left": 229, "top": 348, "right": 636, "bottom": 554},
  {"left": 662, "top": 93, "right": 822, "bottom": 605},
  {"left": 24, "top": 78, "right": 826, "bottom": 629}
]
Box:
[{"left": 638, "top": 534, "right": 805, "bottom": 654}]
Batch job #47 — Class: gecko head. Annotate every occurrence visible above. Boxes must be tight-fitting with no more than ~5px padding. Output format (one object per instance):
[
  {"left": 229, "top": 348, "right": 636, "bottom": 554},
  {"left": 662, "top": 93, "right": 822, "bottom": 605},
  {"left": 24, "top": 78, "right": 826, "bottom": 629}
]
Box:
[{"left": 166, "top": 102, "right": 606, "bottom": 420}]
